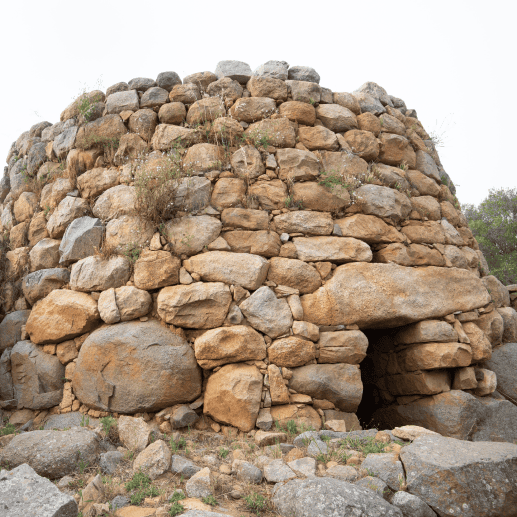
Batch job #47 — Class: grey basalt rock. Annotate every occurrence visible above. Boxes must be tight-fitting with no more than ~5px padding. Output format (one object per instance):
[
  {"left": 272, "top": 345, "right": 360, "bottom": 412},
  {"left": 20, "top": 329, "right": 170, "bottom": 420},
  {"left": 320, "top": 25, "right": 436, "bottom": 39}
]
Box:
[
  {"left": 0, "top": 463, "right": 78, "bottom": 517},
  {"left": 361, "top": 452, "right": 405, "bottom": 491},
  {"left": 171, "top": 455, "right": 202, "bottom": 479},
  {"left": 400, "top": 434, "right": 517, "bottom": 517},
  {"left": 0, "top": 428, "right": 101, "bottom": 479},
  {"left": 215, "top": 60, "right": 252, "bottom": 84},
  {"left": 128, "top": 77, "right": 157, "bottom": 91},
  {"left": 263, "top": 459, "right": 296, "bottom": 483},
  {"left": 0, "top": 310, "right": 31, "bottom": 353},
  {"left": 29, "top": 121, "right": 53, "bottom": 138},
  {"left": 43, "top": 412, "right": 99, "bottom": 430},
  {"left": 253, "top": 60, "right": 289, "bottom": 80},
  {"left": 0, "top": 172, "right": 9, "bottom": 202},
  {"left": 27, "top": 141, "right": 47, "bottom": 174},
  {"left": 170, "top": 405, "right": 199, "bottom": 429},
  {"left": 156, "top": 71, "right": 182, "bottom": 92},
  {"left": 483, "top": 342, "right": 517, "bottom": 404},
  {"left": 106, "top": 90, "right": 139, "bottom": 115},
  {"left": 0, "top": 348, "right": 14, "bottom": 402},
  {"left": 22, "top": 268, "right": 71, "bottom": 305},
  {"left": 390, "top": 491, "right": 437, "bottom": 517},
  {"left": 59, "top": 216, "right": 103, "bottom": 265},
  {"left": 53, "top": 126, "right": 78, "bottom": 159},
  {"left": 106, "top": 82, "right": 129, "bottom": 97},
  {"left": 232, "top": 459, "right": 263, "bottom": 484},
  {"left": 288, "top": 66, "right": 320, "bottom": 84},
  {"left": 100, "top": 450, "right": 124, "bottom": 475},
  {"left": 111, "top": 495, "right": 130, "bottom": 511},
  {"left": 273, "top": 477, "right": 403, "bottom": 517},
  {"left": 11, "top": 340, "right": 65, "bottom": 410}
]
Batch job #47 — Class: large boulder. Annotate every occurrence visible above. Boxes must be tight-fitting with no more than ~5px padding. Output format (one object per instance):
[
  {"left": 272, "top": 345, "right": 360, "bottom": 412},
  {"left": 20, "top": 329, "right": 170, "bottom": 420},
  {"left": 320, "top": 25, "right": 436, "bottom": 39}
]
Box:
[
  {"left": 70, "top": 255, "right": 131, "bottom": 292},
  {"left": 301, "top": 263, "right": 491, "bottom": 328},
  {"left": 0, "top": 428, "right": 101, "bottom": 478},
  {"left": 73, "top": 320, "right": 202, "bottom": 413},
  {"left": 0, "top": 463, "right": 78, "bottom": 517},
  {"left": 157, "top": 282, "right": 231, "bottom": 329},
  {"left": 184, "top": 251, "right": 269, "bottom": 290},
  {"left": 400, "top": 434, "right": 517, "bottom": 517},
  {"left": 292, "top": 237, "right": 372, "bottom": 263},
  {"left": 26, "top": 290, "right": 100, "bottom": 345},
  {"left": 194, "top": 326, "right": 266, "bottom": 369},
  {"left": 204, "top": 363, "right": 263, "bottom": 432},
  {"left": 22, "top": 268, "right": 70, "bottom": 305},
  {"left": 289, "top": 363, "right": 362, "bottom": 412},
  {"left": 0, "top": 310, "right": 31, "bottom": 353},
  {"left": 372, "top": 390, "right": 484, "bottom": 440},
  {"left": 240, "top": 286, "right": 293, "bottom": 338},
  {"left": 470, "top": 395, "right": 517, "bottom": 443},
  {"left": 133, "top": 250, "right": 181, "bottom": 290},
  {"left": 164, "top": 216, "right": 222, "bottom": 256},
  {"left": 483, "top": 343, "right": 517, "bottom": 404},
  {"left": 59, "top": 216, "right": 103, "bottom": 265},
  {"left": 10, "top": 340, "right": 64, "bottom": 409},
  {"left": 267, "top": 257, "right": 321, "bottom": 294},
  {"left": 273, "top": 477, "right": 403, "bottom": 517}
]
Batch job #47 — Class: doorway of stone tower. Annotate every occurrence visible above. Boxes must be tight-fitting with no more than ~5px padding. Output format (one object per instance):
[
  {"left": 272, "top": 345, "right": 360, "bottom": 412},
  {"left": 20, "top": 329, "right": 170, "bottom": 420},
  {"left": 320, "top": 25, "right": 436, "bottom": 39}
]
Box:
[{"left": 356, "top": 327, "right": 400, "bottom": 429}]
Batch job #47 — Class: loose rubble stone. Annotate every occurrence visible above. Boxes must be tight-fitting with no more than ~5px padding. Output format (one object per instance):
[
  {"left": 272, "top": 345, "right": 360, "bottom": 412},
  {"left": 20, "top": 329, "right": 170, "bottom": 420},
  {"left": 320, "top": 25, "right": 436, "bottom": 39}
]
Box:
[
  {"left": 185, "top": 467, "right": 213, "bottom": 498},
  {"left": 361, "top": 452, "right": 405, "bottom": 490},
  {"left": 264, "top": 459, "right": 297, "bottom": 483},
  {"left": 100, "top": 450, "right": 124, "bottom": 475},
  {"left": 171, "top": 455, "right": 202, "bottom": 479},
  {"left": 133, "top": 440, "right": 172, "bottom": 479},
  {"left": 0, "top": 463, "right": 78, "bottom": 517},
  {"left": 400, "top": 434, "right": 517, "bottom": 517},
  {"left": 232, "top": 459, "right": 263, "bottom": 484},
  {"left": 273, "top": 477, "right": 403, "bottom": 517},
  {"left": 0, "top": 428, "right": 100, "bottom": 478},
  {"left": 118, "top": 416, "right": 151, "bottom": 452}
]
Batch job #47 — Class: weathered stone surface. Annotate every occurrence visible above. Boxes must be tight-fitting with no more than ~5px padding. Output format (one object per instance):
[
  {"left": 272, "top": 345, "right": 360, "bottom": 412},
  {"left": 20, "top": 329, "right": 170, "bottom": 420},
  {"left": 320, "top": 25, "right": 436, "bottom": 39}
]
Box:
[
  {"left": 373, "top": 390, "right": 483, "bottom": 440},
  {"left": 210, "top": 177, "right": 246, "bottom": 210},
  {"left": 10, "top": 340, "right": 64, "bottom": 409},
  {"left": 415, "top": 150, "right": 441, "bottom": 181},
  {"left": 318, "top": 330, "right": 369, "bottom": 364},
  {"left": 475, "top": 311, "right": 504, "bottom": 346},
  {"left": 301, "top": 263, "right": 491, "bottom": 328},
  {"left": 76, "top": 114, "right": 127, "bottom": 150},
  {"left": 471, "top": 396, "right": 517, "bottom": 443},
  {"left": 334, "top": 214, "right": 404, "bottom": 244},
  {"left": 273, "top": 477, "right": 403, "bottom": 517},
  {"left": 26, "top": 290, "right": 99, "bottom": 345},
  {"left": 186, "top": 97, "right": 226, "bottom": 125},
  {"left": 240, "top": 286, "right": 293, "bottom": 338},
  {"left": 484, "top": 343, "right": 517, "bottom": 404},
  {"left": 118, "top": 416, "right": 151, "bottom": 453},
  {"left": 204, "top": 363, "right": 263, "bottom": 432},
  {"left": 248, "top": 179, "right": 288, "bottom": 210},
  {"left": 221, "top": 230, "right": 280, "bottom": 257},
  {"left": 245, "top": 118, "right": 296, "bottom": 148},
  {"left": 386, "top": 370, "right": 451, "bottom": 396},
  {"left": 343, "top": 130, "right": 380, "bottom": 161},
  {"left": 184, "top": 251, "right": 268, "bottom": 290},
  {"left": 157, "top": 282, "right": 231, "bottom": 328},
  {"left": 215, "top": 60, "right": 252, "bottom": 83},
  {"left": 396, "top": 320, "right": 458, "bottom": 345},
  {"left": 92, "top": 185, "right": 136, "bottom": 222},
  {"left": 164, "top": 215, "right": 221, "bottom": 256},
  {"left": 325, "top": 465, "right": 359, "bottom": 482},
  {"left": 106, "top": 90, "right": 139, "bottom": 114},
  {"left": 264, "top": 459, "right": 297, "bottom": 483},
  {"left": 268, "top": 337, "right": 317, "bottom": 367},
  {"left": 22, "top": 268, "right": 70, "bottom": 305},
  {"left": 171, "top": 455, "right": 201, "bottom": 479},
  {"left": 355, "top": 185, "right": 411, "bottom": 223},
  {"left": 158, "top": 102, "right": 186, "bottom": 125},
  {"left": 316, "top": 104, "right": 357, "bottom": 133},
  {"left": 286, "top": 79, "right": 322, "bottom": 104},
  {"left": 230, "top": 146, "right": 264, "bottom": 179},
  {"left": 292, "top": 181, "right": 350, "bottom": 212},
  {"left": 29, "top": 238, "right": 60, "bottom": 272},
  {"left": 400, "top": 434, "right": 517, "bottom": 517},
  {"left": 0, "top": 463, "right": 78, "bottom": 517},
  {"left": 289, "top": 363, "right": 362, "bottom": 412},
  {"left": 151, "top": 124, "right": 204, "bottom": 150},
  {"left": 0, "top": 310, "right": 31, "bottom": 352},
  {"left": 184, "top": 143, "right": 225, "bottom": 174},
  {"left": 104, "top": 215, "right": 155, "bottom": 252},
  {"left": 232, "top": 459, "right": 263, "bottom": 484},
  {"left": 59, "top": 216, "right": 103, "bottom": 265},
  {"left": 293, "top": 236, "right": 372, "bottom": 263},
  {"left": 73, "top": 321, "right": 202, "bottom": 413},
  {"left": 70, "top": 255, "right": 130, "bottom": 292},
  {"left": 140, "top": 87, "right": 169, "bottom": 109},
  {"left": 47, "top": 197, "right": 90, "bottom": 238},
  {"left": 194, "top": 326, "right": 266, "bottom": 369},
  {"left": 276, "top": 148, "right": 320, "bottom": 182},
  {"left": 268, "top": 364, "right": 291, "bottom": 405},
  {"left": 77, "top": 166, "right": 119, "bottom": 199},
  {"left": 497, "top": 307, "right": 517, "bottom": 342},
  {"left": 267, "top": 257, "right": 321, "bottom": 294},
  {"left": 221, "top": 208, "right": 268, "bottom": 230},
  {"left": 360, "top": 452, "right": 405, "bottom": 490},
  {"left": 374, "top": 243, "right": 445, "bottom": 267},
  {"left": 98, "top": 286, "right": 152, "bottom": 323},
  {"left": 274, "top": 211, "right": 333, "bottom": 236},
  {"left": 230, "top": 97, "right": 276, "bottom": 122},
  {"left": 482, "top": 275, "right": 510, "bottom": 308},
  {"left": 398, "top": 343, "right": 472, "bottom": 371},
  {"left": 134, "top": 250, "right": 181, "bottom": 290},
  {"left": 279, "top": 101, "right": 316, "bottom": 125},
  {"left": 0, "top": 428, "right": 100, "bottom": 478},
  {"left": 298, "top": 126, "right": 339, "bottom": 151},
  {"left": 462, "top": 322, "right": 492, "bottom": 361},
  {"left": 390, "top": 491, "right": 437, "bottom": 517},
  {"left": 133, "top": 440, "right": 171, "bottom": 479}
]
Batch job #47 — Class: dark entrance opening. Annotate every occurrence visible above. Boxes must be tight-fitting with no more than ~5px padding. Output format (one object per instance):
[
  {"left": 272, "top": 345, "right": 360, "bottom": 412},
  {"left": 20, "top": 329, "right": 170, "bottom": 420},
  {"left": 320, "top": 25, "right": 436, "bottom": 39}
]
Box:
[{"left": 356, "top": 327, "right": 400, "bottom": 429}]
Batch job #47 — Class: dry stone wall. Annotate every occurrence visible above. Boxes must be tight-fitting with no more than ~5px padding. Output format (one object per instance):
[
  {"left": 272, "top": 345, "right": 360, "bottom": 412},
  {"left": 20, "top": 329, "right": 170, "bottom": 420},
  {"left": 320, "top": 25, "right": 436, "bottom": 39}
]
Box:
[{"left": 1, "top": 59, "right": 516, "bottom": 438}]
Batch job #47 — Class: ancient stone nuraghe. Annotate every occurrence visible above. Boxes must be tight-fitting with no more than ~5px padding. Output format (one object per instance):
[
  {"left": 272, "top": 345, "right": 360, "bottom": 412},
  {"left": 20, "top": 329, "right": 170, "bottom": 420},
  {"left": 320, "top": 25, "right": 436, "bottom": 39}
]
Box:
[{"left": 1, "top": 59, "right": 516, "bottom": 450}]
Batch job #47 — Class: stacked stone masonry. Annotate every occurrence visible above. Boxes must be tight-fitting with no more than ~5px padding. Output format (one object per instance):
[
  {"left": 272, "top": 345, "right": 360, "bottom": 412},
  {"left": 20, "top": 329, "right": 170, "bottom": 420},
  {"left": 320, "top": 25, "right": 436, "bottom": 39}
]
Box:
[{"left": 1, "top": 59, "right": 516, "bottom": 438}]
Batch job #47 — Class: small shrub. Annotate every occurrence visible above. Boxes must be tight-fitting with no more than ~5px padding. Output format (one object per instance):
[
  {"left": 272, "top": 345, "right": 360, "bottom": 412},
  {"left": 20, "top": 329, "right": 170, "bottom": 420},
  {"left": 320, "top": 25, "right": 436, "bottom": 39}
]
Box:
[
  {"left": 123, "top": 242, "right": 141, "bottom": 263},
  {"left": 0, "top": 422, "right": 16, "bottom": 436},
  {"left": 244, "top": 492, "right": 269, "bottom": 515},
  {"left": 170, "top": 435, "right": 187, "bottom": 453},
  {"left": 202, "top": 495, "right": 218, "bottom": 506},
  {"left": 218, "top": 447, "right": 229, "bottom": 459},
  {"left": 80, "top": 415, "right": 90, "bottom": 427},
  {"left": 125, "top": 471, "right": 159, "bottom": 505}
]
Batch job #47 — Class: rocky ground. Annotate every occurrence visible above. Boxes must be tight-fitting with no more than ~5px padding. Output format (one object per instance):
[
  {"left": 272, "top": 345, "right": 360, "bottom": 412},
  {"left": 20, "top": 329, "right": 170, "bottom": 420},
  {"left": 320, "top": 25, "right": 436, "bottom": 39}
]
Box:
[{"left": 1, "top": 413, "right": 516, "bottom": 517}]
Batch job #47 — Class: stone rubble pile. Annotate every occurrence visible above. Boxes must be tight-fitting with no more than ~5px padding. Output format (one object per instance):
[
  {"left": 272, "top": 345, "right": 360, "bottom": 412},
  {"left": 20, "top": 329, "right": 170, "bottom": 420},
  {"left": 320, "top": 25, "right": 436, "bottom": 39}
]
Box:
[{"left": 1, "top": 59, "right": 516, "bottom": 442}]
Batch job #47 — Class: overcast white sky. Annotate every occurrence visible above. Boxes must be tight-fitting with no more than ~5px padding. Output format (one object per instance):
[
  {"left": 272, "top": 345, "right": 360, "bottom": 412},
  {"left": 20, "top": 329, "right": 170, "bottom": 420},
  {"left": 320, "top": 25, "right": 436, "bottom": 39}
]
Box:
[{"left": 1, "top": 0, "right": 514, "bottom": 206}]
